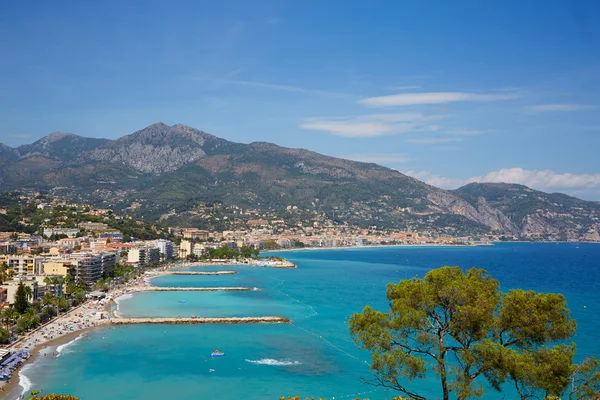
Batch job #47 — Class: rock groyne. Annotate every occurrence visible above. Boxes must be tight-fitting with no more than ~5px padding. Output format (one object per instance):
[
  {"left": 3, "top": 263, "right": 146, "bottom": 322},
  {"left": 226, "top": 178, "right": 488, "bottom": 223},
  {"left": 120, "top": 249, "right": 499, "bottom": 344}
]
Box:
[
  {"left": 138, "top": 287, "right": 256, "bottom": 292},
  {"left": 168, "top": 271, "right": 238, "bottom": 275},
  {"left": 111, "top": 316, "right": 290, "bottom": 325}
]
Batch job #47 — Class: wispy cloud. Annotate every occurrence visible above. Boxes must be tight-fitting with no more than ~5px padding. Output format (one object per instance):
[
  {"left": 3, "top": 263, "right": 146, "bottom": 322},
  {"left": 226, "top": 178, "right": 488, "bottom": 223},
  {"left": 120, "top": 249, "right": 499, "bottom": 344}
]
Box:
[
  {"left": 343, "top": 153, "right": 410, "bottom": 164},
  {"left": 301, "top": 119, "right": 410, "bottom": 137},
  {"left": 301, "top": 113, "right": 446, "bottom": 138},
  {"left": 389, "top": 85, "right": 422, "bottom": 90},
  {"left": 525, "top": 104, "right": 596, "bottom": 113},
  {"left": 359, "top": 92, "right": 519, "bottom": 107},
  {"left": 407, "top": 137, "right": 463, "bottom": 144},
  {"left": 218, "top": 79, "right": 355, "bottom": 98},
  {"left": 447, "top": 129, "right": 487, "bottom": 136}
]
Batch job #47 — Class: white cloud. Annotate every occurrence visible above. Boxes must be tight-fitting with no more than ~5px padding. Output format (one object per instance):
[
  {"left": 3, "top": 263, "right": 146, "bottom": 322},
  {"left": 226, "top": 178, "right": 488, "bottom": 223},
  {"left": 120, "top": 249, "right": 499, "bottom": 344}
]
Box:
[
  {"left": 359, "top": 92, "right": 518, "bottom": 107},
  {"left": 301, "top": 120, "right": 405, "bottom": 137},
  {"left": 407, "top": 137, "right": 463, "bottom": 144},
  {"left": 467, "top": 168, "right": 600, "bottom": 190},
  {"left": 525, "top": 104, "right": 596, "bottom": 113},
  {"left": 404, "top": 167, "right": 600, "bottom": 199},
  {"left": 343, "top": 153, "right": 410, "bottom": 164},
  {"left": 404, "top": 170, "right": 467, "bottom": 189},
  {"left": 301, "top": 113, "right": 445, "bottom": 138}
]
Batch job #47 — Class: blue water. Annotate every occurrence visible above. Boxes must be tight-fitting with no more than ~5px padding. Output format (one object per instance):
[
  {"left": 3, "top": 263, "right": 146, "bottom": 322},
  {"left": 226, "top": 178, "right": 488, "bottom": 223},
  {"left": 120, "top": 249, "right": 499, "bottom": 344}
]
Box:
[{"left": 16, "top": 243, "right": 600, "bottom": 399}]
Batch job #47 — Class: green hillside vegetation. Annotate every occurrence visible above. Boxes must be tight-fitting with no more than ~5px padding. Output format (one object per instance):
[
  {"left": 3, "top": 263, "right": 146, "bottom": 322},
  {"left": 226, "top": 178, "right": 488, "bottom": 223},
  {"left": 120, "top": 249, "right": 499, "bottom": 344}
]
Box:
[{"left": 2, "top": 123, "right": 599, "bottom": 239}]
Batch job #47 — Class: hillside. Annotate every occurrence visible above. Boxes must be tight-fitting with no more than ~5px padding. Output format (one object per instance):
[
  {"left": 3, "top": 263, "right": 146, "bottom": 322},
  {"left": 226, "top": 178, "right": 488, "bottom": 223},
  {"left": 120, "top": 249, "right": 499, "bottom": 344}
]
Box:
[
  {"left": 1, "top": 123, "right": 599, "bottom": 240},
  {"left": 453, "top": 183, "right": 600, "bottom": 241}
]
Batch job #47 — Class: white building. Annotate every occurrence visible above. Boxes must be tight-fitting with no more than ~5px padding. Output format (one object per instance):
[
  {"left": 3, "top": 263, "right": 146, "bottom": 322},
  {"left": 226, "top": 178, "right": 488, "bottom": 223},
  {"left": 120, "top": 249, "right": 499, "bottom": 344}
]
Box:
[
  {"left": 2, "top": 255, "right": 44, "bottom": 276},
  {"left": 43, "top": 228, "right": 80, "bottom": 238},
  {"left": 154, "top": 239, "right": 174, "bottom": 259},
  {"left": 128, "top": 247, "right": 160, "bottom": 266}
]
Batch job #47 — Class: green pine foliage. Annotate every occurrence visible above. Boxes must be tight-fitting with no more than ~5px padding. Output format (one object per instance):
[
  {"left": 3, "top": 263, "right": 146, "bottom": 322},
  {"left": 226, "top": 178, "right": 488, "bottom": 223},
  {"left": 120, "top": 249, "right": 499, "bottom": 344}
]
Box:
[{"left": 350, "top": 266, "right": 600, "bottom": 400}]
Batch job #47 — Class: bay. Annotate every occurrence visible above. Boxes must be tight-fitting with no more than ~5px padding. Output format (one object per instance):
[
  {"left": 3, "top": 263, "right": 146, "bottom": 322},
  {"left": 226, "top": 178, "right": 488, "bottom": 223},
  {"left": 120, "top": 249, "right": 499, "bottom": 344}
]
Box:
[{"left": 16, "top": 243, "right": 600, "bottom": 399}]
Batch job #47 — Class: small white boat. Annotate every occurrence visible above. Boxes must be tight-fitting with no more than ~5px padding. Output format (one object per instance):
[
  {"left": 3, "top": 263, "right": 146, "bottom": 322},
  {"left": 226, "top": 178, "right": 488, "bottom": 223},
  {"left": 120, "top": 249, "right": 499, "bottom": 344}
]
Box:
[{"left": 211, "top": 350, "right": 225, "bottom": 357}]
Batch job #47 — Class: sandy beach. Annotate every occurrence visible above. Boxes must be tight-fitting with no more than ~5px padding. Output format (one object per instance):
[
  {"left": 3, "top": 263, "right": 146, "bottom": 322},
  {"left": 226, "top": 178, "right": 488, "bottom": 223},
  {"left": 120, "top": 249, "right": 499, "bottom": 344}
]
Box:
[
  {"left": 0, "top": 272, "right": 152, "bottom": 399},
  {"left": 0, "top": 258, "right": 295, "bottom": 398}
]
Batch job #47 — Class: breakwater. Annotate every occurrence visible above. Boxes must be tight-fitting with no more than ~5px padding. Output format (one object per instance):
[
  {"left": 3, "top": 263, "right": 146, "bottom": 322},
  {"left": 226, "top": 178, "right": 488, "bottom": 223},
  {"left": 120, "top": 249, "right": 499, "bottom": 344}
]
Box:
[
  {"left": 136, "top": 287, "right": 256, "bottom": 292},
  {"left": 168, "top": 271, "right": 238, "bottom": 275},
  {"left": 111, "top": 316, "right": 291, "bottom": 325}
]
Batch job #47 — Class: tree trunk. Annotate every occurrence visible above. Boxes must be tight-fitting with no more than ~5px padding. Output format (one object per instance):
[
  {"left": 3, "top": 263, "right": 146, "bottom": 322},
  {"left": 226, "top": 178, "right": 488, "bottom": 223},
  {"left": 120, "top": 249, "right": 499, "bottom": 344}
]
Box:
[{"left": 439, "top": 350, "right": 449, "bottom": 400}]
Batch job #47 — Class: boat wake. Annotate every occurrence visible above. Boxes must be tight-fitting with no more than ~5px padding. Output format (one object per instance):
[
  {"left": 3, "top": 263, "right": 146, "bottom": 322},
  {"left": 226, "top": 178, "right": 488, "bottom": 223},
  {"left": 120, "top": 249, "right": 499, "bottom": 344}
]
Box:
[
  {"left": 245, "top": 358, "right": 301, "bottom": 366},
  {"left": 57, "top": 334, "right": 85, "bottom": 357}
]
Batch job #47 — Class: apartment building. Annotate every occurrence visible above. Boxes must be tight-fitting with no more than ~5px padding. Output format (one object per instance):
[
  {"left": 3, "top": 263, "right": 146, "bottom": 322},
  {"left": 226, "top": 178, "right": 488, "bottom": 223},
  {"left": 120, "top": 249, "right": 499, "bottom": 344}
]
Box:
[
  {"left": 78, "top": 222, "right": 109, "bottom": 232},
  {"left": 178, "top": 240, "right": 193, "bottom": 259},
  {"left": 128, "top": 247, "right": 160, "bottom": 266},
  {"left": 43, "top": 228, "right": 79, "bottom": 238},
  {"left": 42, "top": 261, "right": 74, "bottom": 277},
  {"left": 182, "top": 229, "right": 209, "bottom": 240},
  {"left": 98, "top": 232, "right": 124, "bottom": 241},
  {"left": 0, "top": 278, "right": 39, "bottom": 305},
  {"left": 154, "top": 239, "right": 174, "bottom": 259},
  {"left": 68, "top": 252, "right": 116, "bottom": 284},
  {"left": 2, "top": 255, "right": 44, "bottom": 275}
]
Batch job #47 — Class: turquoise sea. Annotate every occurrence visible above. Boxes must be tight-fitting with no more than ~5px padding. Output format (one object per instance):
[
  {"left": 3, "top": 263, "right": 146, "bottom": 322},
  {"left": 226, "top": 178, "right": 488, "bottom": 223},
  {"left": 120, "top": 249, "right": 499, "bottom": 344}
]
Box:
[{"left": 13, "top": 243, "right": 600, "bottom": 399}]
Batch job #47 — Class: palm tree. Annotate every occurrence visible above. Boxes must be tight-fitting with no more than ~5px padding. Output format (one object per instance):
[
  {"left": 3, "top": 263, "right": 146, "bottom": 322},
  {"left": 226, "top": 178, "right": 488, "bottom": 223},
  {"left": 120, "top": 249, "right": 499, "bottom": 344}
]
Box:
[
  {"left": 23, "top": 285, "right": 33, "bottom": 302},
  {"left": 42, "top": 292, "right": 59, "bottom": 319},
  {"left": 1, "top": 307, "right": 17, "bottom": 330}
]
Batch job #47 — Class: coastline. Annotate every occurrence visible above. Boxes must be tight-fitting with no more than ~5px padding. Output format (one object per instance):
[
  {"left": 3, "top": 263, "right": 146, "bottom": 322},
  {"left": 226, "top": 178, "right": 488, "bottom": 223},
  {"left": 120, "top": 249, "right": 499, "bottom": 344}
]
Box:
[
  {"left": 262, "top": 242, "right": 488, "bottom": 254},
  {"left": 2, "top": 327, "right": 96, "bottom": 398},
  {"left": 0, "top": 271, "right": 150, "bottom": 398},
  {"left": 0, "top": 259, "right": 286, "bottom": 397}
]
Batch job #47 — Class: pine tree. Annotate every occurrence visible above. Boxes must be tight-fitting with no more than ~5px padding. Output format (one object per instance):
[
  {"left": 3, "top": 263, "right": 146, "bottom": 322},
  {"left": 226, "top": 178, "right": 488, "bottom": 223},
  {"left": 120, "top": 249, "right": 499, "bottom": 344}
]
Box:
[{"left": 14, "top": 282, "right": 30, "bottom": 314}]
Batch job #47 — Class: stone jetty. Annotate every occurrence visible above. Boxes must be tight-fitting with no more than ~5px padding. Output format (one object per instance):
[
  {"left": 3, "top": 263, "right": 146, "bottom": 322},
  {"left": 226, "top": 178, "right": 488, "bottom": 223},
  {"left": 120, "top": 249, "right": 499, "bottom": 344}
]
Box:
[
  {"left": 168, "top": 271, "right": 238, "bottom": 275},
  {"left": 111, "top": 316, "right": 290, "bottom": 325},
  {"left": 138, "top": 287, "right": 256, "bottom": 292}
]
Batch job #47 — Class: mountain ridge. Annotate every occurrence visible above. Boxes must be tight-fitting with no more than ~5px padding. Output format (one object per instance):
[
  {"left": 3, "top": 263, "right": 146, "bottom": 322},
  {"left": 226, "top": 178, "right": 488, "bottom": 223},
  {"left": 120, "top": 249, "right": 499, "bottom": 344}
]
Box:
[{"left": 1, "top": 123, "right": 598, "bottom": 240}]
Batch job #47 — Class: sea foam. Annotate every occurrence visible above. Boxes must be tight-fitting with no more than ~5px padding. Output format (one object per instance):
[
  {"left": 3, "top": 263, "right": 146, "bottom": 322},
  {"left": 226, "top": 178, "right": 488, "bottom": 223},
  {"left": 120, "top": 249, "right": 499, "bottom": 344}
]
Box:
[
  {"left": 113, "top": 293, "right": 134, "bottom": 317},
  {"left": 245, "top": 358, "right": 301, "bottom": 366},
  {"left": 19, "top": 363, "right": 33, "bottom": 394},
  {"left": 56, "top": 334, "right": 85, "bottom": 357}
]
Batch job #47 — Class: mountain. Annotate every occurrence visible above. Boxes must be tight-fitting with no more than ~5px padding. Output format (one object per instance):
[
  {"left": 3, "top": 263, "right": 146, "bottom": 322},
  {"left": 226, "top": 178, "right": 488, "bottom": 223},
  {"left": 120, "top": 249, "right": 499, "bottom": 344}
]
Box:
[
  {"left": 16, "top": 132, "right": 109, "bottom": 161},
  {"left": 0, "top": 132, "right": 109, "bottom": 188},
  {"left": 84, "top": 123, "right": 245, "bottom": 174},
  {"left": 453, "top": 183, "right": 600, "bottom": 241},
  {"left": 0, "top": 123, "right": 598, "bottom": 240}
]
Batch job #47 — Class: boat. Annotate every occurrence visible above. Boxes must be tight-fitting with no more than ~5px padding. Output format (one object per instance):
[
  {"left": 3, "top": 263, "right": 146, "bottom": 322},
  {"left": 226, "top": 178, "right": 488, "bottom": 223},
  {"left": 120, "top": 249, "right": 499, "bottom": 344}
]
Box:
[{"left": 211, "top": 350, "right": 225, "bottom": 357}]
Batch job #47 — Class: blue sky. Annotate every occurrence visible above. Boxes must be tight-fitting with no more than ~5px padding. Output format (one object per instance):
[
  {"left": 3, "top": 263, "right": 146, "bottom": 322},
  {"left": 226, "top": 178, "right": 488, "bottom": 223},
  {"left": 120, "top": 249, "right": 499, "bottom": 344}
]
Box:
[{"left": 1, "top": 0, "right": 600, "bottom": 198}]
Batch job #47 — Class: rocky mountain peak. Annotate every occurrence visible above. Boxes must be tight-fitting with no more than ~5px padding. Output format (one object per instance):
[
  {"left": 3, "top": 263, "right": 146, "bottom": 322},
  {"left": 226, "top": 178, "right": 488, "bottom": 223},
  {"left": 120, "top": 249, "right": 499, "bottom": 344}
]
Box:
[
  {"left": 45, "top": 131, "right": 77, "bottom": 142},
  {"left": 14, "top": 131, "right": 107, "bottom": 161},
  {"left": 85, "top": 123, "right": 223, "bottom": 174}
]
